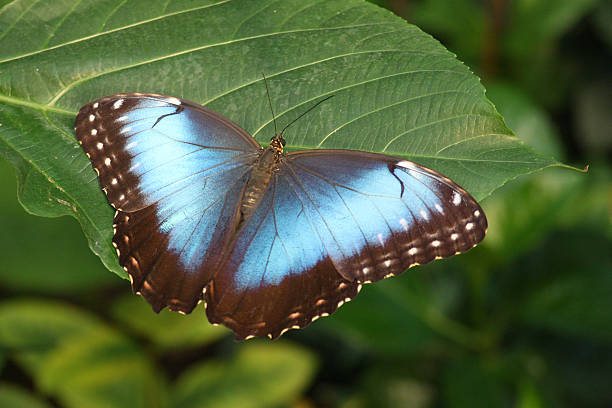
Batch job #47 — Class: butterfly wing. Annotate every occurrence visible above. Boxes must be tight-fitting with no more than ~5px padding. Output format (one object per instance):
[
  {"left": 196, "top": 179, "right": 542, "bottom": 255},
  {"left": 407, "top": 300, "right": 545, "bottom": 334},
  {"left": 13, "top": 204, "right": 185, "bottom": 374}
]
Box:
[
  {"left": 204, "top": 169, "right": 361, "bottom": 340},
  {"left": 75, "top": 93, "right": 260, "bottom": 313},
  {"left": 282, "top": 150, "right": 487, "bottom": 282},
  {"left": 205, "top": 149, "right": 486, "bottom": 339}
]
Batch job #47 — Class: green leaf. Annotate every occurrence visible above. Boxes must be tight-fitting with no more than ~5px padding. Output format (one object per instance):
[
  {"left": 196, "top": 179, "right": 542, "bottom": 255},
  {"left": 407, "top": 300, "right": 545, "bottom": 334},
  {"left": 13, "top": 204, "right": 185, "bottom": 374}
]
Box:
[
  {"left": 323, "top": 272, "right": 447, "bottom": 354},
  {"left": 0, "top": 299, "right": 102, "bottom": 373},
  {"left": 0, "top": 299, "right": 166, "bottom": 408},
  {"left": 409, "top": 0, "right": 486, "bottom": 64},
  {"left": 0, "top": 0, "right": 561, "bottom": 276},
  {"left": 519, "top": 228, "right": 612, "bottom": 341},
  {"left": 516, "top": 379, "right": 548, "bottom": 408},
  {"left": 486, "top": 82, "right": 564, "bottom": 160},
  {"left": 171, "top": 341, "right": 316, "bottom": 408},
  {"left": 442, "top": 358, "right": 507, "bottom": 408},
  {"left": 504, "top": 0, "right": 600, "bottom": 58},
  {"left": 482, "top": 162, "right": 609, "bottom": 266},
  {"left": 111, "top": 294, "right": 228, "bottom": 349},
  {"left": 0, "top": 383, "right": 53, "bottom": 408},
  {"left": 0, "top": 103, "right": 121, "bottom": 276},
  {"left": 38, "top": 329, "right": 165, "bottom": 408},
  {"left": 574, "top": 79, "right": 612, "bottom": 154},
  {"left": 0, "top": 158, "right": 118, "bottom": 293},
  {"left": 322, "top": 257, "right": 494, "bottom": 354},
  {"left": 593, "top": 0, "right": 612, "bottom": 49},
  {"left": 351, "top": 362, "right": 434, "bottom": 408}
]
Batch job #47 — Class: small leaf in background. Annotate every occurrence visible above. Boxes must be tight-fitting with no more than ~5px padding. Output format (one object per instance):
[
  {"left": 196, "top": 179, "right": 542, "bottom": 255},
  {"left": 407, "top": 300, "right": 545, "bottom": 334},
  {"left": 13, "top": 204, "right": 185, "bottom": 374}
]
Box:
[
  {"left": 346, "top": 363, "right": 434, "bottom": 408},
  {"left": 536, "top": 335, "right": 612, "bottom": 406},
  {"left": 324, "top": 267, "right": 470, "bottom": 355},
  {"left": 408, "top": 0, "right": 486, "bottom": 64},
  {"left": 593, "top": 0, "right": 612, "bottom": 48},
  {"left": 111, "top": 295, "right": 228, "bottom": 349},
  {"left": 486, "top": 82, "right": 564, "bottom": 160},
  {"left": 503, "top": 0, "right": 601, "bottom": 57},
  {"left": 171, "top": 341, "right": 316, "bottom": 408},
  {"left": 0, "top": 299, "right": 165, "bottom": 408},
  {"left": 477, "top": 82, "right": 602, "bottom": 265},
  {"left": 518, "top": 229, "right": 612, "bottom": 342},
  {"left": 573, "top": 79, "right": 612, "bottom": 155},
  {"left": 0, "top": 299, "right": 102, "bottom": 373},
  {"left": 442, "top": 358, "right": 506, "bottom": 408},
  {"left": 515, "top": 376, "right": 558, "bottom": 408},
  {"left": 482, "top": 170, "right": 587, "bottom": 264},
  {"left": 405, "top": 0, "right": 602, "bottom": 107},
  {"left": 37, "top": 329, "right": 165, "bottom": 408},
  {"left": 0, "top": 383, "right": 53, "bottom": 408}
]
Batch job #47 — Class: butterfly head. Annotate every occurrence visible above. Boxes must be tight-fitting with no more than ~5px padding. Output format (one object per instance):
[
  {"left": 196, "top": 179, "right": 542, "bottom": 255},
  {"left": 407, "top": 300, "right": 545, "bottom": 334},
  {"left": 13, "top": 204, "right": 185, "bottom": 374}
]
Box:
[
  {"left": 261, "top": 72, "right": 333, "bottom": 157},
  {"left": 270, "top": 135, "right": 285, "bottom": 153}
]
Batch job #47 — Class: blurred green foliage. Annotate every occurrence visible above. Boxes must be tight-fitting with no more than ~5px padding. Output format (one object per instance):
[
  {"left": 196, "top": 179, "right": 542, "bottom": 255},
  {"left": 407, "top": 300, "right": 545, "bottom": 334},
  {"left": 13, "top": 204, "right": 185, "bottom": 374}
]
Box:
[{"left": 1, "top": 0, "right": 611, "bottom": 407}]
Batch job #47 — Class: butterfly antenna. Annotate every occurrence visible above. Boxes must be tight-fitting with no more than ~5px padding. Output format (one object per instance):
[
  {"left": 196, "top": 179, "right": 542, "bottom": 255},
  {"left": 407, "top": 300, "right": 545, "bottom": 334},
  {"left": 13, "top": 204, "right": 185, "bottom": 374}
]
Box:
[
  {"left": 280, "top": 94, "right": 335, "bottom": 135},
  {"left": 262, "top": 72, "right": 279, "bottom": 137}
]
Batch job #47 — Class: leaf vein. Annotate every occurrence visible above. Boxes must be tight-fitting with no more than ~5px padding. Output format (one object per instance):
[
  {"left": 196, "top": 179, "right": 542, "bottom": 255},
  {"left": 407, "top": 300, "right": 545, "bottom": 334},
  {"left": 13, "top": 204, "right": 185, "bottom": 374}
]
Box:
[
  {"left": 45, "top": 22, "right": 398, "bottom": 106},
  {"left": 0, "top": 0, "right": 41, "bottom": 43}
]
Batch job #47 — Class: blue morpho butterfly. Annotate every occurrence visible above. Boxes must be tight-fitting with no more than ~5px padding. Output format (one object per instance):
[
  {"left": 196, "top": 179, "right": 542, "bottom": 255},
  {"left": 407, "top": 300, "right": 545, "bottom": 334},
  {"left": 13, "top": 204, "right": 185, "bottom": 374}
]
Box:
[{"left": 75, "top": 84, "right": 487, "bottom": 340}]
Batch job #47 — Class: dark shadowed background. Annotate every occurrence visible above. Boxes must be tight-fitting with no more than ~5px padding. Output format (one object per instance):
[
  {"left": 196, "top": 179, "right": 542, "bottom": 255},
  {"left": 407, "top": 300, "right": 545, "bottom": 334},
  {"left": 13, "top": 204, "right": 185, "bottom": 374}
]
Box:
[{"left": 1, "top": 0, "right": 611, "bottom": 407}]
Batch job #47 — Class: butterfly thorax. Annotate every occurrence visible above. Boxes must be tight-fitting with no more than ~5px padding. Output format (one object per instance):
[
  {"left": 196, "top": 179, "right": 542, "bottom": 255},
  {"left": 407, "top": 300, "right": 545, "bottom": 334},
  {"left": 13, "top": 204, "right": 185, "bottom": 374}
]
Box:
[{"left": 240, "top": 145, "right": 283, "bottom": 222}]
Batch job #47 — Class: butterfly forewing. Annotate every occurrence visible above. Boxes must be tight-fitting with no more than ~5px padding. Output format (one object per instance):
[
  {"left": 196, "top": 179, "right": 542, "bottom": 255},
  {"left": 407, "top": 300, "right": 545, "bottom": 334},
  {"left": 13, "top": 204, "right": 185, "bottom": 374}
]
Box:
[
  {"left": 75, "top": 93, "right": 260, "bottom": 211},
  {"left": 75, "top": 93, "right": 260, "bottom": 313},
  {"left": 282, "top": 150, "right": 487, "bottom": 283}
]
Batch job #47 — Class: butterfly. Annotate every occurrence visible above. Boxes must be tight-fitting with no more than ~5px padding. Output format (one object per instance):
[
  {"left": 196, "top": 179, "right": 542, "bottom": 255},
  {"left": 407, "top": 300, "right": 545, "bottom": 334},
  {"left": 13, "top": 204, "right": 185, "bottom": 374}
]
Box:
[{"left": 74, "top": 91, "right": 487, "bottom": 340}]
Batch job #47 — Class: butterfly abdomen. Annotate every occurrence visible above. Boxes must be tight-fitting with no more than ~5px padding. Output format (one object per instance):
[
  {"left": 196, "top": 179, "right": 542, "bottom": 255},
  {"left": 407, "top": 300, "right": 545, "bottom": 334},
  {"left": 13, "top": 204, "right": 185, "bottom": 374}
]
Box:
[{"left": 239, "top": 147, "right": 281, "bottom": 221}]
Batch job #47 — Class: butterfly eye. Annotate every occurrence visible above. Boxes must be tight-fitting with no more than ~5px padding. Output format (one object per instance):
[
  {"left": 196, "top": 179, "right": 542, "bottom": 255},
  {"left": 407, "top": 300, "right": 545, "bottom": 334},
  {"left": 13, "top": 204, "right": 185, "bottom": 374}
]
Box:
[{"left": 279, "top": 136, "right": 286, "bottom": 147}]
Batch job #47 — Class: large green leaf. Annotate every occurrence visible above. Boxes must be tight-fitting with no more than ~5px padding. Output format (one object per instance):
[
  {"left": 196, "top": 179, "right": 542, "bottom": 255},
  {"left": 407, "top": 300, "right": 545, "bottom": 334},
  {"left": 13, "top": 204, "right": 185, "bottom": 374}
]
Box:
[{"left": 0, "top": 0, "right": 561, "bottom": 277}]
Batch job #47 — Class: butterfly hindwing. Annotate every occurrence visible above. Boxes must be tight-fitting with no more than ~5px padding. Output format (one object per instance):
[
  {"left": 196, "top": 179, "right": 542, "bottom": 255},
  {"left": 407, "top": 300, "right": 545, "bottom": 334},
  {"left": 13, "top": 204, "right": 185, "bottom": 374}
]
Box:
[
  {"left": 204, "top": 172, "right": 360, "bottom": 339},
  {"left": 204, "top": 149, "right": 486, "bottom": 339},
  {"left": 75, "top": 93, "right": 260, "bottom": 313},
  {"left": 112, "top": 170, "right": 249, "bottom": 313}
]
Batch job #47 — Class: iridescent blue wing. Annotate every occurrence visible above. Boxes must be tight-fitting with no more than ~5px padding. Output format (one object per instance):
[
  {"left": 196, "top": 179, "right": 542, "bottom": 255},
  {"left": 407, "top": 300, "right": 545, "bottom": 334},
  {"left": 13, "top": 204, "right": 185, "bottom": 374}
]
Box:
[
  {"left": 75, "top": 93, "right": 260, "bottom": 313},
  {"left": 204, "top": 169, "right": 360, "bottom": 340},
  {"left": 283, "top": 150, "right": 487, "bottom": 282},
  {"left": 205, "top": 150, "right": 486, "bottom": 339}
]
